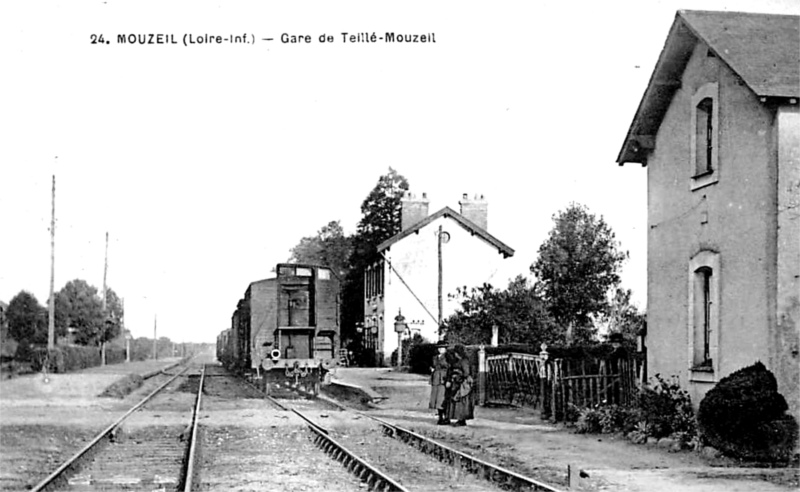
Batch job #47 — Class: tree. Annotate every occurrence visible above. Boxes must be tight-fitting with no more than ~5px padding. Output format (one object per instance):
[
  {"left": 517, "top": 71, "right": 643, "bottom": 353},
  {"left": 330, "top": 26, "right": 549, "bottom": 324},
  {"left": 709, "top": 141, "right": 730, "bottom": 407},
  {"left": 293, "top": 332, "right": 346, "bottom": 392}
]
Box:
[
  {"left": 7, "top": 291, "right": 49, "bottom": 345},
  {"left": 341, "top": 168, "right": 410, "bottom": 341},
  {"left": 597, "top": 287, "right": 645, "bottom": 347},
  {"left": 287, "top": 220, "right": 354, "bottom": 278},
  {"left": 102, "top": 287, "right": 124, "bottom": 344},
  {"left": 354, "top": 167, "right": 410, "bottom": 253},
  {"left": 443, "top": 276, "right": 559, "bottom": 346},
  {"left": 55, "top": 279, "right": 105, "bottom": 346},
  {"left": 531, "top": 203, "right": 628, "bottom": 344}
]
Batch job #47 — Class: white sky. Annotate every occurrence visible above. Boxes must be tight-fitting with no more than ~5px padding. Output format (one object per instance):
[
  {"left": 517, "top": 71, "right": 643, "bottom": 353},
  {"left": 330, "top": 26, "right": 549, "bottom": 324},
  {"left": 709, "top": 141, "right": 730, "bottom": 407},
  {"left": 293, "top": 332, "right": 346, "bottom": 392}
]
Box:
[{"left": 1, "top": 0, "right": 797, "bottom": 343}]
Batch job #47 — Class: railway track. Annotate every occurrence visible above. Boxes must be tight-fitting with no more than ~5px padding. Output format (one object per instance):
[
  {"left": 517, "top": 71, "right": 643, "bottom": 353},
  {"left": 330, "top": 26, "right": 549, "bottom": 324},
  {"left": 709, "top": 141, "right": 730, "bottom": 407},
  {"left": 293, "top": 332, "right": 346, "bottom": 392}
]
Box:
[
  {"left": 30, "top": 362, "right": 204, "bottom": 492},
  {"left": 264, "top": 385, "right": 565, "bottom": 491}
]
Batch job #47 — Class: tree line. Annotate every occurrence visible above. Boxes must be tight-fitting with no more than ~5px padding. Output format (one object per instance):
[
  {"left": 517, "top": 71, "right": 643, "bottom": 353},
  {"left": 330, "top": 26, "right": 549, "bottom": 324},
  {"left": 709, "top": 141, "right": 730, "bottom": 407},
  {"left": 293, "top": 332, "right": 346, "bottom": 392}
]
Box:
[
  {"left": 4, "top": 279, "right": 123, "bottom": 352},
  {"left": 286, "top": 168, "right": 644, "bottom": 354}
]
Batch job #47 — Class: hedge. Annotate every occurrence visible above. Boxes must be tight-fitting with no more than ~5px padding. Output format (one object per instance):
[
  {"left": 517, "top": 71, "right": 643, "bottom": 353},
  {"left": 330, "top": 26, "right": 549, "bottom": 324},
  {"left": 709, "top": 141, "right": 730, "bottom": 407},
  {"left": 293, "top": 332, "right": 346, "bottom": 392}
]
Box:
[{"left": 25, "top": 344, "right": 126, "bottom": 373}]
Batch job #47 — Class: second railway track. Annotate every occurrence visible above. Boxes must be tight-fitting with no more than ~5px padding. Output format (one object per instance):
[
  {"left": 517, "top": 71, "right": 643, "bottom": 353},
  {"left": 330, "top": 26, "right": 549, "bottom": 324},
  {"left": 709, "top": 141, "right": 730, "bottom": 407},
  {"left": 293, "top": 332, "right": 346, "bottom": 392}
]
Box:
[{"left": 31, "top": 362, "right": 204, "bottom": 492}]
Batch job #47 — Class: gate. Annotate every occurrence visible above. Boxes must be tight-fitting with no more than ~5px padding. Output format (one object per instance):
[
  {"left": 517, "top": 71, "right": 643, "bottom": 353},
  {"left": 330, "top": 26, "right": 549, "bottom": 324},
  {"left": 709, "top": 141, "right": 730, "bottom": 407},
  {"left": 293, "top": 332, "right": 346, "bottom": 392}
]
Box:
[{"left": 485, "top": 352, "right": 547, "bottom": 408}]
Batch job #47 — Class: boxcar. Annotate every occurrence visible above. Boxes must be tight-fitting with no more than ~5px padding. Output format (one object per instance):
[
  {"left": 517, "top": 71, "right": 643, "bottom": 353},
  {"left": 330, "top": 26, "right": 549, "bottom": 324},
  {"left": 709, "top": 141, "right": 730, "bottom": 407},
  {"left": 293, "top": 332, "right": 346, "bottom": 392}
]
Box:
[{"left": 224, "top": 263, "right": 340, "bottom": 394}]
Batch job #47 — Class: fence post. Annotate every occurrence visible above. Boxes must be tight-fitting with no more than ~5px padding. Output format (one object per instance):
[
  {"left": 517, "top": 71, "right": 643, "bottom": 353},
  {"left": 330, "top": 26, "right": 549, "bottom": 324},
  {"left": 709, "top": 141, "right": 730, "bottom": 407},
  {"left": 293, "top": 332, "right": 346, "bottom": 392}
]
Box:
[{"left": 478, "top": 344, "right": 486, "bottom": 406}]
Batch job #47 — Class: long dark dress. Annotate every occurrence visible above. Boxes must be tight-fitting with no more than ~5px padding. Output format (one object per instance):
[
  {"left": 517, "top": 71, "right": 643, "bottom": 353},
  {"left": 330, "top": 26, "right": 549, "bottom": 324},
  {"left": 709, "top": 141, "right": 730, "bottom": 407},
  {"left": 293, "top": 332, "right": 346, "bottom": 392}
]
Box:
[
  {"left": 446, "top": 356, "right": 475, "bottom": 421},
  {"left": 428, "top": 354, "right": 449, "bottom": 410}
]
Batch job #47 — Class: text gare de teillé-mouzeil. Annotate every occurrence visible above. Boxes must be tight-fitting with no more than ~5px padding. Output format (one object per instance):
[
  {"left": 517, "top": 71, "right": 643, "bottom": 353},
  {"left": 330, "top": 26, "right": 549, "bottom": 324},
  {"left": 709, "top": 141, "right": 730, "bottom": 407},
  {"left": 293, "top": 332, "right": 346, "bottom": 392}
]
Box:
[{"left": 113, "top": 32, "right": 437, "bottom": 45}]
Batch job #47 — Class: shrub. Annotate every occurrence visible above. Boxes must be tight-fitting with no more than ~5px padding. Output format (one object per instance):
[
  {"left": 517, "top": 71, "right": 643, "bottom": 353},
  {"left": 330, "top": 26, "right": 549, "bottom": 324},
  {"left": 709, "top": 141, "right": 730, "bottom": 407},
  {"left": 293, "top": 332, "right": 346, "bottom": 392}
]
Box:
[
  {"left": 698, "top": 361, "right": 798, "bottom": 462},
  {"left": 106, "top": 346, "right": 126, "bottom": 365},
  {"left": 408, "top": 342, "right": 439, "bottom": 375},
  {"left": 29, "top": 345, "right": 102, "bottom": 373},
  {"left": 574, "top": 403, "right": 641, "bottom": 435},
  {"left": 638, "top": 374, "right": 696, "bottom": 439},
  {"left": 576, "top": 406, "right": 604, "bottom": 434}
]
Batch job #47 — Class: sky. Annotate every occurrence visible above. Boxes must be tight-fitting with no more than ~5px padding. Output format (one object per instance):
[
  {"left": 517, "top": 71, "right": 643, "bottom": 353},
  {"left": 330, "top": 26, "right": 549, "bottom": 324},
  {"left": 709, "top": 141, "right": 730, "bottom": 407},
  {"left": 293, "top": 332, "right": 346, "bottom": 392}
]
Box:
[{"left": 1, "top": 0, "right": 797, "bottom": 344}]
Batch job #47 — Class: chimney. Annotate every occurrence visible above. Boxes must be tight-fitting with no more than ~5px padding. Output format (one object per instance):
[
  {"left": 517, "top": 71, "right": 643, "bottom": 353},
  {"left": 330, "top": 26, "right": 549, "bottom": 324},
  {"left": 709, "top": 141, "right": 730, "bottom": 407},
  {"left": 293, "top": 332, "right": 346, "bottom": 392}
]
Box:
[
  {"left": 401, "top": 192, "right": 429, "bottom": 230},
  {"left": 459, "top": 193, "right": 488, "bottom": 230}
]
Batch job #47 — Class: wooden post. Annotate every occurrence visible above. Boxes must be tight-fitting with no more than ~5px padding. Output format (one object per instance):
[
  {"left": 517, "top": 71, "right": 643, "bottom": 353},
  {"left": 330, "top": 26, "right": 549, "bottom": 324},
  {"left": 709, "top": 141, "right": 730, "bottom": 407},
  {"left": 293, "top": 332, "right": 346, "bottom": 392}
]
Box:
[
  {"left": 153, "top": 315, "right": 158, "bottom": 360},
  {"left": 477, "top": 345, "right": 486, "bottom": 406},
  {"left": 437, "top": 225, "right": 443, "bottom": 336},
  {"left": 47, "top": 175, "right": 56, "bottom": 351},
  {"left": 101, "top": 232, "right": 108, "bottom": 366}
]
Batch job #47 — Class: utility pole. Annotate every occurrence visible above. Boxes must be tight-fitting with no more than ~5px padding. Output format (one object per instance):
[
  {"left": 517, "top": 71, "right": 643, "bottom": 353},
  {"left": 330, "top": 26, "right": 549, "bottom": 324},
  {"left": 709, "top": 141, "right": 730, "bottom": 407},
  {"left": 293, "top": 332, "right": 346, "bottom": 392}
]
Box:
[
  {"left": 101, "top": 232, "right": 108, "bottom": 366},
  {"left": 153, "top": 315, "right": 158, "bottom": 360},
  {"left": 47, "top": 175, "right": 56, "bottom": 351},
  {"left": 123, "top": 298, "right": 130, "bottom": 363},
  {"left": 437, "top": 224, "right": 443, "bottom": 340}
]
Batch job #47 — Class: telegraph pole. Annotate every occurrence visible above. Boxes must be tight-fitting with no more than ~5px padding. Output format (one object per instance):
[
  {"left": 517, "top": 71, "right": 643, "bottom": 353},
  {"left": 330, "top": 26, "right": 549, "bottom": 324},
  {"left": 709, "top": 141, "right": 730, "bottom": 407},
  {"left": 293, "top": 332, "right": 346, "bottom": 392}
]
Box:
[
  {"left": 153, "top": 315, "right": 158, "bottom": 360},
  {"left": 47, "top": 175, "right": 56, "bottom": 351},
  {"left": 123, "top": 298, "right": 130, "bottom": 362},
  {"left": 437, "top": 225, "right": 443, "bottom": 340},
  {"left": 101, "top": 232, "right": 108, "bottom": 365}
]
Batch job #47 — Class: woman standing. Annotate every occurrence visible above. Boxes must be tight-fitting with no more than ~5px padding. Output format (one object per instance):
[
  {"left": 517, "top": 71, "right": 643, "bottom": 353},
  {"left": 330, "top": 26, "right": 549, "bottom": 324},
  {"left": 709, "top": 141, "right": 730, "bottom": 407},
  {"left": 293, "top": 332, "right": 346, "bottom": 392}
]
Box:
[
  {"left": 446, "top": 344, "right": 474, "bottom": 426},
  {"left": 429, "top": 342, "right": 450, "bottom": 425}
]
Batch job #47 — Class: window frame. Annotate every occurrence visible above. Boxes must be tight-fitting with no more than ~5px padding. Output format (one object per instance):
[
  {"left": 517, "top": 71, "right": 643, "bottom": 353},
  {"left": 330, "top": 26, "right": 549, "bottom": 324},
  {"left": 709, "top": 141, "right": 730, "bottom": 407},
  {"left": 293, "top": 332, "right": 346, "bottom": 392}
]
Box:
[
  {"left": 688, "top": 250, "right": 720, "bottom": 382},
  {"left": 690, "top": 82, "right": 719, "bottom": 191}
]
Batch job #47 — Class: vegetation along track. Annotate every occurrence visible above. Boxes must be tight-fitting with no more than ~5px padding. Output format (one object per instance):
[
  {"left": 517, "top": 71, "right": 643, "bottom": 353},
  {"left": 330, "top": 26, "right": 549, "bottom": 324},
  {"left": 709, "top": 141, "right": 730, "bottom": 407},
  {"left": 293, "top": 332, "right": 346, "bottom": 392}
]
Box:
[{"left": 30, "top": 363, "right": 202, "bottom": 492}]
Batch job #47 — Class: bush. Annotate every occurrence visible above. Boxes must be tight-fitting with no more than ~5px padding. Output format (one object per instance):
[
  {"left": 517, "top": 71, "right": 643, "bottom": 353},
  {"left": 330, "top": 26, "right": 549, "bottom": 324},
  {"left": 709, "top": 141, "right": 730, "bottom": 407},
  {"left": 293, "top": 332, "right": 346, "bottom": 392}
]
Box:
[
  {"left": 638, "top": 374, "right": 696, "bottom": 439},
  {"left": 28, "top": 345, "right": 102, "bottom": 373},
  {"left": 106, "top": 346, "right": 126, "bottom": 365},
  {"left": 408, "top": 342, "right": 439, "bottom": 375},
  {"left": 698, "top": 361, "right": 798, "bottom": 462},
  {"left": 576, "top": 406, "right": 604, "bottom": 434},
  {"left": 574, "top": 403, "right": 641, "bottom": 435}
]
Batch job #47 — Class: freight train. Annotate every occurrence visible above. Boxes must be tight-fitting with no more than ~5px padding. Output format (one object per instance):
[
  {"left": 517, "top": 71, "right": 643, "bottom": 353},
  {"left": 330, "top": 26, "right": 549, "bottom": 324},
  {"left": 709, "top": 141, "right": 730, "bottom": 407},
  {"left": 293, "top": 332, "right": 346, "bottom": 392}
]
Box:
[{"left": 217, "top": 263, "right": 340, "bottom": 395}]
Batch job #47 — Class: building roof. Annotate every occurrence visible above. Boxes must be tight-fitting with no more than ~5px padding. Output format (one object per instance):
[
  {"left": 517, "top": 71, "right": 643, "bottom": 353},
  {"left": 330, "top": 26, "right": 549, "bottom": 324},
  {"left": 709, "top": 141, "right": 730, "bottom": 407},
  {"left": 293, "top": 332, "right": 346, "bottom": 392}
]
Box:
[
  {"left": 377, "top": 206, "right": 515, "bottom": 258},
  {"left": 618, "top": 10, "right": 800, "bottom": 165}
]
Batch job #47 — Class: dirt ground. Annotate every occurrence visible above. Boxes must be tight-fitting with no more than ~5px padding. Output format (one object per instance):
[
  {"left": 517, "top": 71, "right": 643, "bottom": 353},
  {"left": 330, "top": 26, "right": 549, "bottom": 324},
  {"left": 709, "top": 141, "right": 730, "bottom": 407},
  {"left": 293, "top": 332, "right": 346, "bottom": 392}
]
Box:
[{"left": 327, "top": 367, "right": 799, "bottom": 492}]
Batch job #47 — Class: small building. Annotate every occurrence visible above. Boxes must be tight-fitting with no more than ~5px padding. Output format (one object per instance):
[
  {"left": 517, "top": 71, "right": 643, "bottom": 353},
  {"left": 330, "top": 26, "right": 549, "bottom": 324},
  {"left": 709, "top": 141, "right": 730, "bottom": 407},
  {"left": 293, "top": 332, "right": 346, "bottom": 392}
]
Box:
[
  {"left": 363, "top": 193, "right": 514, "bottom": 366},
  {"left": 617, "top": 11, "right": 799, "bottom": 424}
]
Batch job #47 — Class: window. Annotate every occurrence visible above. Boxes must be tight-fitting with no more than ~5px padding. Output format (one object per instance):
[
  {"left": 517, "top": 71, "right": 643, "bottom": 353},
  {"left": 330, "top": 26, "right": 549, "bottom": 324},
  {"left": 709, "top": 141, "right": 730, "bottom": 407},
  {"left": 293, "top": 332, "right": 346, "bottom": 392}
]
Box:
[
  {"left": 690, "top": 83, "right": 719, "bottom": 190},
  {"left": 318, "top": 268, "right": 330, "bottom": 280},
  {"left": 694, "top": 267, "right": 712, "bottom": 367},
  {"left": 688, "top": 251, "right": 720, "bottom": 380},
  {"left": 364, "top": 262, "right": 384, "bottom": 298},
  {"left": 695, "top": 98, "right": 713, "bottom": 176}
]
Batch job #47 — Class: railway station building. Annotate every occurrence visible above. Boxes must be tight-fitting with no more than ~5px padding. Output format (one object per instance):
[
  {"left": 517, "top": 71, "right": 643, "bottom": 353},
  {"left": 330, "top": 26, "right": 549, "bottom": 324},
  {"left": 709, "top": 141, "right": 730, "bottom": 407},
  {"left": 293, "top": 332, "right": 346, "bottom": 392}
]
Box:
[
  {"left": 617, "top": 11, "right": 799, "bottom": 428},
  {"left": 362, "top": 192, "right": 514, "bottom": 366}
]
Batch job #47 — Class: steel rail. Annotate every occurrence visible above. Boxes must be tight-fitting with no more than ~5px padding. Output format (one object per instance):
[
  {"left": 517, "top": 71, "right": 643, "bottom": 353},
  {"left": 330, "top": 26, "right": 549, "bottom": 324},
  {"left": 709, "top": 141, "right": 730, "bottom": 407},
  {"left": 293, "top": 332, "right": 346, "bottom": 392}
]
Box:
[
  {"left": 291, "top": 384, "right": 564, "bottom": 490},
  {"left": 300, "top": 410, "right": 409, "bottom": 492},
  {"left": 368, "top": 415, "right": 566, "bottom": 492},
  {"left": 266, "top": 390, "right": 407, "bottom": 492},
  {"left": 30, "top": 365, "right": 191, "bottom": 492},
  {"left": 182, "top": 364, "right": 206, "bottom": 491},
  {"left": 232, "top": 369, "right": 406, "bottom": 490}
]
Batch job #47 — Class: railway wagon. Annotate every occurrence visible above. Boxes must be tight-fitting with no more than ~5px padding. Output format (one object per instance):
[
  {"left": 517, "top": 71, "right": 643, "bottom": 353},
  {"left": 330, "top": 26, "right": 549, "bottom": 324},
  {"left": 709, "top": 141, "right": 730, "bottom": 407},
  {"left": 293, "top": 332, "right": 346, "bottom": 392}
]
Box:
[
  {"left": 224, "top": 263, "right": 340, "bottom": 394},
  {"left": 216, "top": 328, "right": 231, "bottom": 367}
]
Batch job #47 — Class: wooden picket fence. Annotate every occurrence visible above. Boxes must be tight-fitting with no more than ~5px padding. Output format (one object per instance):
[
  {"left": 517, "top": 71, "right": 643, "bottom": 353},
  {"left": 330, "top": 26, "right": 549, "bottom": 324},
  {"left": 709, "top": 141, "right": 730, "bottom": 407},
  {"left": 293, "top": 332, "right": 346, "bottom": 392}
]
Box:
[{"left": 481, "top": 346, "right": 644, "bottom": 422}]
